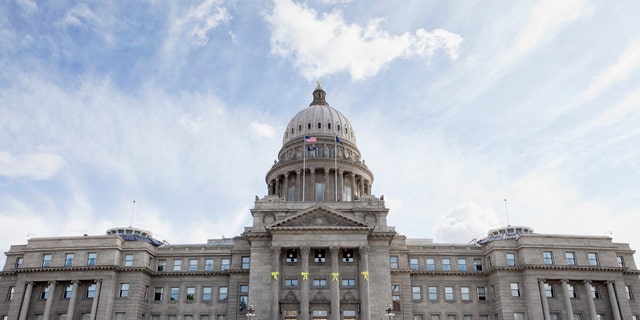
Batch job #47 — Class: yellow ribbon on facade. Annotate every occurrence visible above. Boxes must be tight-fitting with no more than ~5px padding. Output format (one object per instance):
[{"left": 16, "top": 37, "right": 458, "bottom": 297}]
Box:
[
  {"left": 361, "top": 271, "right": 369, "bottom": 281},
  {"left": 271, "top": 271, "right": 279, "bottom": 280},
  {"left": 331, "top": 272, "right": 339, "bottom": 281},
  {"left": 301, "top": 272, "right": 309, "bottom": 280}
]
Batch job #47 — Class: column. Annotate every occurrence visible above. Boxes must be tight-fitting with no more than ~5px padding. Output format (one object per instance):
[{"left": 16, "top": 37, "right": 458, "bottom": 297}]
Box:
[
  {"left": 583, "top": 280, "right": 597, "bottom": 320},
  {"left": 350, "top": 173, "right": 356, "bottom": 200},
  {"left": 296, "top": 170, "right": 302, "bottom": 201},
  {"left": 358, "top": 178, "right": 364, "bottom": 197},
  {"left": 538, "top": 279, "right": 550, "bottom": 320},
  {"left": 606, "top": 281, "right": 621, "bottom": 320},
  {"left": 275, "top": 177, "right": 281, "bottom": 198},
  {"left": 338, "top": 169, "right": 344, "bottom": 201},
  {"left": 283, "top": 173, "right": 289, "bottom": 201},
  {"left": 359, "top": 246, "right": 370, "bottom": 320},
  {"left": 272, "top": 247, "right": 282, "bottom": 320},
  {"left": 301, "top": 247, "right": 310, "bottom": 320},
  {"left": 310, "top": 168, "right": 316, "bottom": 201},
  {"left": 560, "top": 280, "right": 574, "bottom": 320},
  {"left": 18, "top": 282, "right": 34, "bottom": 320},
  {"left": 67, "top": 280, "right": 80, "bottom": 319},
  {"left": 365, "top": 180, "right": 371, "bottom": 195},
  {"left": 614, "top": 279, "right": 634, "bottom": 319},
  {"left": 330, "top": 247, "right": 341, "bottom": 320},
  {"left": 324, "top": 168, "right": 330, "bottom": 201},
  {"left": 90, "top": 280, "right": 102, "bottom": 320},
  {"left": 43, "top": 281, "right": 57, "bottom": 320}
]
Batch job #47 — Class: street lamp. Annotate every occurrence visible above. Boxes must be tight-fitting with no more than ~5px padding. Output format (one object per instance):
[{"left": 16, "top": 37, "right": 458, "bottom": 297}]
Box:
[
  {"left": 385, "top": 304, "right": 395, "bottom": 320},
  {"left": 246, "top": 304, "right": 256, "bottom": 320}
]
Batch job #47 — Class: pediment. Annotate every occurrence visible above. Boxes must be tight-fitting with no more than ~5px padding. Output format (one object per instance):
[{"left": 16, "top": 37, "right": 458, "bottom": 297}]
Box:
[{"left": 266, "top": 205, "right": 372, "bottom": 231}]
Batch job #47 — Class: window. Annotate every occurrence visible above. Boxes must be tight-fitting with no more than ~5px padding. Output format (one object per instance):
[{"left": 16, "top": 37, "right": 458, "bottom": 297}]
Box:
[
  {"left": 287, "top": 186, "right": 296, "bottom": 200},
  {"left": 315, "top": 183, "right": 325, "bottom": 201},
  {"left": 7, "top": 287, "right": 15, "bottom": 301},
  {"left": 461, "top": 287, "right": 470, "bottom": 301},
  {"left": 41, "top": 286, "right": 49, "bottom": 300},
  {"left": 15, "top": 257, "right": 23, "bottom": 268},
  {"left": 314, "top": 249, "right": 325, "bottom": 262},
  {"left": 317, "top": 148, "right": 323, "bottom": 158},
  {"left": 59, "top": 314, "right": 68, "bottom": 320},
  {"left": 544, "top": 283, "right": 555, "bottom": 298},
  {"left": 307, "top": 123, "right": 311, "bottom": 130},
  {"left": 124, "top": 254, "right": 134, "bottom": 267},
  {"left": 64, "top": 284, "right": 73, "bottom": 299},
  {"left": 428, "top": 286, "right": 438, "bottom": 300},
  {"left": 221, "top": 258, "right": 230, "bottom": 271},
  {"left": 286, "top": 279, "right": 299, "bottom": 287},
  {"left": 463, "top": 316, "right": 472, "bottom": 320},
  {"left": 42, "top": 254, "right": 52, "bottom": 267},
  {"left": 200, "top": 316, "right": 210, "bottom": 320},
  {"left": 567, "top": 283, "right": 577, "bottom": 298},
  {"left": 81, "top": 315, "right": 91, "bottom": 320},
  {"left": 64, "top": 253, "right": 74, "bottom": 267},
  {"left": 506, "top": 253, "right": 516, "bottom": 266},
  {"left": 184, "top": 316, "right": 194, "bottom": 320},
  {"left": 410, "top": 258, "right": 419, "bottom": 270},
  {"left": 565, "top": 252, "right": 576, "bottom": 265},
  {"left": 170, "top": 287, "right": 179, "bottom": 301},
  {"left": 205, "top": 259, "right": 214, "bottom": 271},
  {"left": 514, "top": 313, "right": 525, "bottom": 320},
  {"left": 458, "top": 258, "right": 467, "bottom": 271},
  {"left": 86, "top": 284, "right": 96, "bottom": 298},
  {"left": 218, "top": 286, "right": 228, "bottom": 301},
  {"left": 241, "top": 256, "right": 250, "bottom": 269},
  {"left": 342, "top": 279, "right": 355, "bottom": 287},
  {"left": 591, "top": 284, "right": 600, "bottom": 299},
  {"left": 189, "top": 259, "right": 198, "bottom": 271},
  {"left": 239, "top": 285, "right": 249, "bottom": 311},
  {"left": 626, "top": 285, "right": 634, "bottom": 300},
  {"left": 317, "top": 122, "right": 321, "bottom": 129},
  {"left": 87, "top": 252, "right": 97, "bottom": 266},
  {"left": 447, "top": 316, "right": 457, "bottom": 320},
  {"left": 426, "top": 258, "right": 435, "bottom": 271},
  {"left": 473, "top": 259, "right": 483, "bottom": 271},
  {"left": 186, "top": 287, "right": 196, "bottom": 301},
  {"left": 412, "top": 286, "right": 422, "bottom": 300},
  {"left": 587, "top": 252, "right": 599, "bottom": 266},
  {"left": 157, "top": 259, "right": 166, "bottom": 272},
  {"left": 574, "top": 314, "right": 583, "bottom": 320},
  {"left": 442, "top": 258, "right": 451, "bottom": 270},
  {"left": 114, "top": 313, "right": 124, "bottom": 320},
  {"left": 551, "top": 313, "right": 560, "bottom": 320},
  {"left": 511, "top": 283, "right": 521, "bottom": 297},
  {"left": 431, "top": 316, "right": 440, "bottom": 320},
  {"left": 617, "top": 256, "right": 625, "bottom": 267},
  {"left": 480, "top": 316, "right": 490, "bottom": 320},
  {"left": 596, "top": 315, "right": 606, "bottom": 320},
  {"left": 154, "top": 287, "right": 163, "bottom": 301},
  {"left": 392, "top": 284, "right": 401, "bottom": 306},
  {"left": 313, "top": 279, "right": 327, "bottom": 287},
  {"left": 390, "top": 256, "right": 399, "bottom": 269},
  {"left": 120, "top": 283, "right": 129, "bottom": 298},
  {"left": 286, "top": 249, "right": 298, "bottom": 263},
  {"left": 173, "top": 259, "right": 182, "bottom": 271},
  {"left": 342, "top": 249, "right": 354, "bottom": 263},
  {"left": 444, "top": 286, "right": 454, "bottom": 301},
  {"left": 202, "top": 287, "right": 212, "bottom": 301},
  {"left": 543, "top": 251, "right": 554, "bottom": 265},
  {"left": 217, "top": 315, "right": 226, "bottom": 320},
  {"left": 477, "top": 287, "right": 486, "bottom": 301}
]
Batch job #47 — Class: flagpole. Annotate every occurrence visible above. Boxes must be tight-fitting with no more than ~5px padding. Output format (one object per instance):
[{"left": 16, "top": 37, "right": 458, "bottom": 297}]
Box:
[
  {"left": 334, "top": 136, "right": 338, "bottom": 201},
  {"left": 302, "top": 138, "right": 306, "bottom": 202}
]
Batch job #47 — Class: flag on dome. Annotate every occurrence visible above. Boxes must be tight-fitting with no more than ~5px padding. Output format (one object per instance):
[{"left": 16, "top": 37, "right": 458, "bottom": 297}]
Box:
[
  {"left": 305, "top": 136, "right": 317, "bottom": 143},
  {"left": 335, "top": 136, "right": 342, "bottom": 144}
]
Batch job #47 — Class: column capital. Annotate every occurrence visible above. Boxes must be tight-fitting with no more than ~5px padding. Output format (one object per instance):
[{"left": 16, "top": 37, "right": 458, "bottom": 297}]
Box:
[
  {"left": 310, "top": 168, "right": 315, "bottom": 174},
  {"left": 350, "top": 172, "right": 355, "bottom": 177},
  {"left": 94, "top": 279, "right": 102, "bottom": 284},
  {"left": 71, "top": 279, "right": 81, "bottom": 284},
  {"left": 359, "top": 246, "right": 370, "bottom": 256},
  {"left": 324, "top": 167, "right": 330, "bottom": 174},
  {"left": 301, "top": 246, "right": 310, "bottom": 255},
  {"left": 330, "top": 246, "right": 340, "bottom": 255},
  {"left": 583, "top": 279, "right": 593, "bottom": 285},
  {"left": 560, "top": 279, "right": 570, "bottom": 284},
  {"left": 296, "top": 169, "right": 302, "bottom": 174},
  {"left": 284, "top": 172, "right": 290, "bottom": 178},
  {"left": 48, "top": 281, "right": 58, "bottom": 286},
  {"left": 272, "top": 246, "right": 281, "bottom": 255},
  {"left": 338, "top": 168, "right": 344, "bottom": 174},
  {"left": 538, "top": 278, "right": 547, "bottom": 283}
]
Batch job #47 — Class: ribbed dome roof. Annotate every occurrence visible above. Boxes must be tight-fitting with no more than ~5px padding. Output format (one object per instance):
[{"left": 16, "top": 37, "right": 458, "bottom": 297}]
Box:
[{"left": 283, "top": 84, "right": 356, "bottom": 145}]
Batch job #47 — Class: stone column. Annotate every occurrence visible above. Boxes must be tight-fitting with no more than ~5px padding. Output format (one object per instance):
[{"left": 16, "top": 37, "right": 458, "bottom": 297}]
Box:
[
  {"left": 272, "top": 247, "right": 282, "bottom": 320},
  {"left": 365, "top": 180, "right": 371, "bottom": 195},
  {"left": 301, "top": 247, "right": 310, "bottom": 320},
  {"left": 324, "top": 168, "right": 330, "bottom": 201},
  {"left": 350, "top": 173, "right": 356, "bottom": 200},
  {"left": 275, "top": 176, "right": 281, "bottom": 198},
  {"left": 359, "top": 178, "right": 364, "bottom": 197},
  {"left": 560, "top": 280, "right": 574, "bottom": 320},
  {"left": 338, "top": 169, "right": 344, "bottom": 201},
  {"left": 283, "top": 173, "right": 290, "bottom": 201},
  {"left": 67, "top": 280, "right": 80, "bottom": 319},
  {"left": 359, "top": 246, "right": 370, "bottom": 320},
  {"left": 614, "top": 279, "right": 633, "bottom": 319},
  {"left": 310, "top": 168, "right": 316, "bottom": 201},
  {"left": 43, "top": 281, "right": 57, "bottom": 320},
  {"left": 18, "top": 282, "right": 34, "bottom": 320},
  {"left": 90, "top": 280, "right": 102, "bottom": 320},
  {"left": 538, "top": 279, "right": 550, "bottom": 320},
  {"left": 296, "top": 170, "right": 302, "bottom": 201},
  {"left": 330, "top": 246, "right": 341, "bottom": 320},
  {"left": 606, "top": 281, "right": 622, "bottom": 320},
  {"left": 583, "top": 280, "right": 597, "bottom": 320}
]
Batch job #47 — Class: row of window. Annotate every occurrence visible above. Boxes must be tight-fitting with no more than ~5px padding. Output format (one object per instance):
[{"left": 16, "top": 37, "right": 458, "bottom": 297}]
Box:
[
  {"left": 404, "top": 257, "right": 484, "bottom": 271},
  {"left": 15, "top": 252, "right": 98, "bottom": 268},
  {"left": 412, "top": 312, "right": 633, "bottom": 320},
  {"left": 290, "top": 123, "right": 349, "bottom": 134},
  {"left": 5, "top": 283, "right": 99, "bottom": 301},
  {"left": 285, "top": 248, "right": 356, "bottom": 263},
  {"left": 509, "top": 281, "right": 634, "bottom": 300},
  {"left": 409, "top": 285, "right": 488, "bottom": 302},
  {"left": 156, "top": 257, "right": 246, "bottom": 272},
  {"left": 0, "top": 314, "right": 227, "bottom": 320},
  {"left": 509, "top": 251, "right": 621, "bottom": 267},
  {"left": 282, "top": 278, "right": 357, "bottom": 288},
  {"left": 147, "top": 285, "right": 244, "bottom": 303}
]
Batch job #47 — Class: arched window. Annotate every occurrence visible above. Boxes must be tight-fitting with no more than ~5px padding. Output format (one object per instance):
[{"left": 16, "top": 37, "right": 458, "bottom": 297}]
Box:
[
  {"left": 337, "top": 124, "right": 341, "bottom": 131},
  {"left": 291, "top": 128, "right": 294, "bottom": 134},
  {"left": 307, "top": 123, "right": 311, "bottom": 130},
  {"left": 298, "top": 125, "right": 302, "bottom": 131},
  {"left": 318, "top": 122, "right": 322, "bottom": 129},
  {"left": 327, "top": 123, "right": 331, "bottom": 130}
]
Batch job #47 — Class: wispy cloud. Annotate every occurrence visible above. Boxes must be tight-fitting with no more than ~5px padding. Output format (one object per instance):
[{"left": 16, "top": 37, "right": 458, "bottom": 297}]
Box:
[
  {"left": 264, "top": 0, "right": 462, "bottom": 80},
  {"left": 0, "top": 151, "right": 66, "bottom": 180},
  {"left": 167, "top": 0, "right": 232, "bottom": 49},
  {"left": 57, "top": 3, "right": 99, "bottom": 29}
]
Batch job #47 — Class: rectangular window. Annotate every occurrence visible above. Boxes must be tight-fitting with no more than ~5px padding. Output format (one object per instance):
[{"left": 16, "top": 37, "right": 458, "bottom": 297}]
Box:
[
  {"left": 120, "top": 283, "right": 129, "bottom": 298},
  {"left": 157, "top": 259, "right": 166, "bottom": 272},
  {"left": 410, "top": 258, "right": 419, "bottom": 270},
  {"left": 64, "top": 284, "right": 73, "bottom": 299},
  {"left": 189, "top": 259, "right": 198, "bottom": 271},
  {"left": 205, "top": 258, "right": 214, "bottom": 271},
  {"left": 124, "top": 254, "right": 134, "bottom": 267},
  {"left": 442, "top": 258, "right": 451, "bottom": 271},
  {"left": 457, "top": 258, "right": 467, "bottom": 271},
  {"left": 313, "top": 279, "right": 327, "bottom": 287},
  {"left": 154, "top": 287, "right": 163, "bottom": 301},
  {"left": 596, "top": 315, "right": 606, "bottom": 320},
  {"left": 574, "top": 314, "right": 583, "bottom": 320},
  {"left": 314, "top": 249, "right": 325, "bottom": 263},
  {"left": 426, "top": 258, "right": 435, "bottom": 271},
  {"left": 170, "top": 287, "right": 179, "bottom": 301},
  {"left": 390, "top": 256, "right": 399, "bottom": 269},
  {"left": 217, "top": 315, "right": 226, "bottom": 320},
  {"left": 218, "top": 286, "right": 228, "bottom": 301},
  {"left": 15, "top": 257, "right": 23, "bottom": 268},
  {"left": 239, "top": 285, "right": 249, "bottom": 311},
  {"left": 343, "top": 186, "right": 352, "bottom": 201},
  {"left": 511, "top": 283, "right": 521, "bottom": 297},
  {"left": 461, "top": 287, "right": 470, "bottom": 301},
  {"left": 241, "top": 256, "right": 250, "bottom": 269},
  {"left": 315, "top": 183, "right": 325, "bottom": 201},
  {"left": 202, "top": 287, "right": 212, "bottom": 301},
  {"left": 287, "top": 249, "right": 298, "bottom": 263},
  {"left": 551, "top": 313, "right": 560, "bottom": 320},
  {"left": 41, "top": 286, "right": 49, "bottom": 300},
  {"left": 544, "top": 283, "right": 555, "bottom": 298},
  {"left": 463, "top": 316, "right": 472, "bottom": 320},
  {"left": 506, "top": 253, "right": 516, "bottom": 266},
  {"left": 626, "top": 285, "right": 634, "bottom": 300},
  {"left": 477, "top": 287, "right": 486, "bottom": 301},
  {"left": 341, "top": 279, "right": 355, "bottom": 287},
  {"left": 473, "top": 258, "right": 483, "bottom": 271},
  {"left": 86, "top": 284, "right": 96, "bottom": 298},
  {"left": 186, "top": 287, "right": 196, "bottom": 301},
  {"left": 444, "top": 286, "right": 454, "bottom": 301},
  {"left": 286, "top": 279, "right": 299, "bottom": 287},
  {"left": 7, "top": 287, "right": 15, "bottom": 301},
  {"left": 221, "top": 258, "right": 230, "bottom": 271},
  {"left": 87, "top": 252, "right": 97, "bottom": 266},
  {"left": 64, "top": 253, "right": 74, "bottom": 267},
  {"left": 428, "top": 286, "right": 438, "bottom": 300},
  {"left": 543, "top": 251, "right": 554, "bottom": 265},
  {"left": 587, "top": 252, "right": 599, "bottom": 266},
  {"left": 568, "top": 283, "right": 577, "bottom": 298},
  {"left": 412, "top": 286, "right": 422, "bottom": 300},
  {"left": 287, "top": 186, "right": 296, "bottom": 201},
  {"left": 431, "top": 316, "right": 440, "bottom": 320},
  {"left": 342, "top": 249, "right": 354, "bottom": 263},
  {"left": 514, "top": 313, "right": 525, "bottom": 320},
  {"left": 617, "top": 256, "right": 625, "bottom": 267},
  {"left": 565, "top": 252, "right": 576, "bottom": 265},
  {"left": 42, "top": 254, "right": 52, "bottom": 267},
  {"left": 591, "top": 284, "right": 600, "bottom": 299},
  {"left": 173, "top": 259, "right": 182, "bottom": 271}
]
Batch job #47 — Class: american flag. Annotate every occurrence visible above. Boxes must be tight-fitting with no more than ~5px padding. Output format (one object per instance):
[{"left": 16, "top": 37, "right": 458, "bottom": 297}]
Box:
[{"left": 304, "top": 136, "right": 317, "bottom": 143}]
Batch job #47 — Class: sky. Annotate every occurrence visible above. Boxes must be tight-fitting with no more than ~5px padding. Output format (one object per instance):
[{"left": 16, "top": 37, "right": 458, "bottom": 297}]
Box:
[{"left": 1, "top": 0, "right": 640, "bottom": 267}]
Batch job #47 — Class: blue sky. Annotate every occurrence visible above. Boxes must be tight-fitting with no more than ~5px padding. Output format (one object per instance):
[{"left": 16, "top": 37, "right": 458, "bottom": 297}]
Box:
[{"left": 1, "top": 0, "right": 640, "bottom": 266}]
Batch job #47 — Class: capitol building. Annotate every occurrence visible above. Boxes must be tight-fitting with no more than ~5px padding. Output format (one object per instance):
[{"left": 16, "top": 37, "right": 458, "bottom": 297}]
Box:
[{"left": 1, "top": 85, "right": 639, "bottom": 320}]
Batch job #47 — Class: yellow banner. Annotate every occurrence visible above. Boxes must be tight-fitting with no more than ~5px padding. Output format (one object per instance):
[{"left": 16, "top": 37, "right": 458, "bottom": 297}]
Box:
[
  {"left": 360, "top": 271, "right": 368, "bottom": 281},
  {"left": 301, "top": 272, "right": 309, "bottom": 280},
  {"left": 331, "top": 272, "right": 339, "bottom": 281},
  {"left": 271, "top": 271, "right": 279, "bottom": 280}
]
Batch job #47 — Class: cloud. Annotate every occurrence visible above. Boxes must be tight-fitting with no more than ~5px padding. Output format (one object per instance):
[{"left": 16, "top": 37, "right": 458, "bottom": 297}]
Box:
[
  {"left": 264, "top": 0, "right": 462, "bottom": 80},
  {"left": 433, "top": 202, "right": 501, "bottom": 243},
  {"left": 15, "top": 0, "right": 38, "bottom": 15},
  {"left": 250, "top": 121, "right": 276, "bottom": 139},
  {"left": 58, "top": 3, "right": 99, "bottom": 28},
  {"left": 173, "top": 0, "right": 232, "bottom": 47},
  {"left": 0, "top": 151, "right": 66, "bottom": 180}
]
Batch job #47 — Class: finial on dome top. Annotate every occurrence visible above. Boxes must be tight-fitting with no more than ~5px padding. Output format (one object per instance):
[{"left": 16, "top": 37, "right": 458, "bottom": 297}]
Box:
[{"left": 310, "top": 82, "right": 328, "bottom": 106}]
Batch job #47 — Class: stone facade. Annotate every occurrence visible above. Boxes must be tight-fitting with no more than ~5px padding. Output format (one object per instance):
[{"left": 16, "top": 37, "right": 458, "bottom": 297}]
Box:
[{"left": 1, "top": 86, "right": 639, "bottom": 320}]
